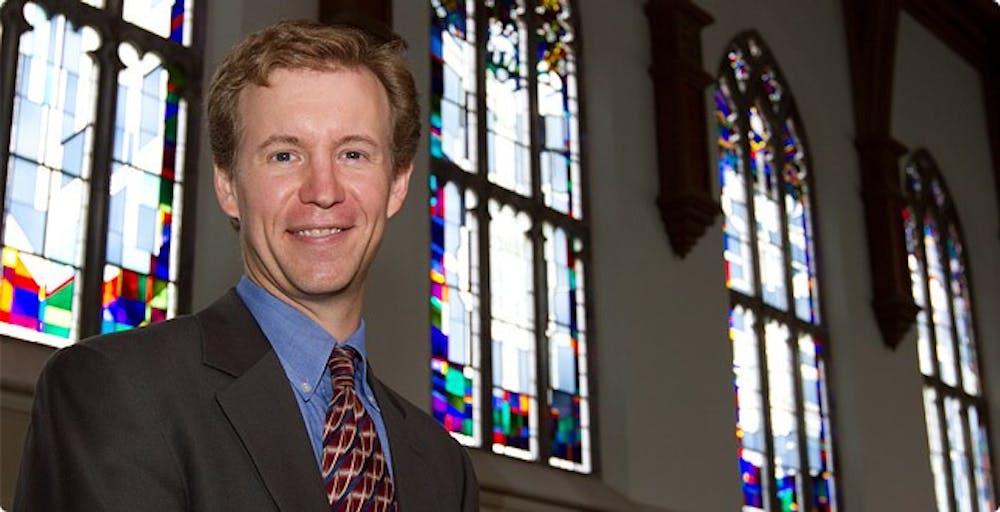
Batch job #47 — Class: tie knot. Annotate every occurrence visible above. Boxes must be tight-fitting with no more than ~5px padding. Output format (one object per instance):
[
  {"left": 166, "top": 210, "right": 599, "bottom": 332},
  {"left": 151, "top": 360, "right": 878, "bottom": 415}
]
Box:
[{"left": 328, "top": 346, "right": 357, "bottom": 390}]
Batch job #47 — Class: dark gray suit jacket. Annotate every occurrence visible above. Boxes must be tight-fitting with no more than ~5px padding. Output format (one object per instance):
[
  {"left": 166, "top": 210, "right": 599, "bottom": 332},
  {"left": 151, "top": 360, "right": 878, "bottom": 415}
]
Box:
[{"left": 14, "top": 290, "right": 478, "bottom": 511}]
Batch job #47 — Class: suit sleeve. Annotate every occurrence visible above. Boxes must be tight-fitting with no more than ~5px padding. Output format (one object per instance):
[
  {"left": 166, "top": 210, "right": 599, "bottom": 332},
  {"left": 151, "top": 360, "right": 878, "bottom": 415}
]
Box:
[
  {"left": 459, "top": 443, "right": 480, "bottom": 512},
  {"left": 13, "top": 344, "right": 187, "bottom": 512}
]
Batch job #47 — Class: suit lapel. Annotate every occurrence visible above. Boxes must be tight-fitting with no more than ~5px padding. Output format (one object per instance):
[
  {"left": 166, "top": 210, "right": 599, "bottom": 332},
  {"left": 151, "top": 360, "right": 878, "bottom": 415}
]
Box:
[
  {"left": 198, "top": 291, "right": 328, "bottom": 512},
  {"left": 370, "top": 374, "right": 427, "bottom": 511}
]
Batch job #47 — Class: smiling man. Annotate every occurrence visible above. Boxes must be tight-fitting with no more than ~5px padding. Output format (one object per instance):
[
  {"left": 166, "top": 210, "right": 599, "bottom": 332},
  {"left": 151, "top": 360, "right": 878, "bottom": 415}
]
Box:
[{"left": 14, "top": 20, "right": 478, "bottom": 512}]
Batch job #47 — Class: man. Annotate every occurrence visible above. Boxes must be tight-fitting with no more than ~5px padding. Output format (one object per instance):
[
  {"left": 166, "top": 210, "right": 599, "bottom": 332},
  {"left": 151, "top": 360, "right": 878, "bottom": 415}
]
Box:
[{"left": 14, "top": 20, "right": 478, "bottom": 511}]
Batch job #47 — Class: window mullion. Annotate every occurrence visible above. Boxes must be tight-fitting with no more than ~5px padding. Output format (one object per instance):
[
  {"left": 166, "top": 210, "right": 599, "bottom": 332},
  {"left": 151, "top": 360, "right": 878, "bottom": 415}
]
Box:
[
  {"left": 475, "top": 0, "right": 495, "bottom": 451},
  {"left": 78, "top": 35, "right": 121, "bottom": 338}
]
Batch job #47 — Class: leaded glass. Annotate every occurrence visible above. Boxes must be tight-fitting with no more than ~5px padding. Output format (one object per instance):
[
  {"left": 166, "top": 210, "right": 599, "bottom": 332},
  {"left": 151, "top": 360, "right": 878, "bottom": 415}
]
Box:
[
  {"left": 544, "top": 223, "right": 589, "bottom": 472},
  {"left": 536, "top": 0, "right": 581, "bottom": 218},
  {"left": 782, "top": 120, "right": 819, "bottom": 324},
  {"left": 749, "top": 105, "right": 786, "bottom": 311},
  {"left": 1, "top": 5, "right": 99, "bottom": 346},
  {"left": 718, "top": 33, "right": 837, "bottom": 511},
  {"left": 101, "top": 45, "right": 183, "bottom": 332},
  {"left": 428, "top": 0, "right": 590, "bottom": 473},
  {"left": 485, "top": 0, "right": 531, "bottom": 195},
  {"left": 431, "top": 0, "right": 477, "bottom": 171},
  {"left": 717, "top": 84, "right": 754, "bottom": 296},
  {"left": 732, "top": 306, "right": 767, "bottom": 511},
  {"left": 123, "top": 0, "right": 194, "bottom": 45},
  {"left": 799, "top": 335, "right": 837, "bottom": 511},
  {"left": 430, "top": 177, "right": 481, "bottom": 446},
  {"left": 489, "top": 200, "right": 537, "bottom": 460},
  {"left": 924, "top": 218, "right": 958, "bottom": 387},
  {"left": 904, "top": 151, "right": 995, "bottom": 511},
  {"left": 968, "top": 406, "right": 996, "bottom": 512}
]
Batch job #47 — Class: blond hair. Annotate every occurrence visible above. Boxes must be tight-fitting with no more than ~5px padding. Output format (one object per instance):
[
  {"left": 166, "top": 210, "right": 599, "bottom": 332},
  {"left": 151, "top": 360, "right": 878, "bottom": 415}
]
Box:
[{"left": 206, "top": 20, "right": 419, "bottom": 175}]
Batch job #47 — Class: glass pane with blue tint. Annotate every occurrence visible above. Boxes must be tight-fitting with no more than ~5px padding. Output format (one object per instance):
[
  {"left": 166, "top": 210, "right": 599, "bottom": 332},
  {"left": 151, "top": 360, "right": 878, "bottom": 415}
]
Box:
[
  {"left": 748, "top": 104, "right": 786, "bottom": 311},
  {"left": 782, "top": 120, "right": 819, "bottom": 324},
  {"left": 904, "top": 206, "right": 936, "bottom": 376},
  {"left": 923, "top": 217, "right": 957, "bottom": 387},
  {"left": 946, "top": 228, "right": 980, "bottom": 396},
  {"left": 536, "top": 0, "right": 581, "bottom": 219},
  {"left": 123, "top": 0, "right": 194, "bottom": 45},
  {"left": 489, "top": 200, "right": 537, "bottom": 460},
  {"left": 716, "top": 83, "right": 754, "bottom": 296},
  {"left": 799, "top": 335, "right": 837, "bottom": 512},
  {"left": 765, "top": 321, "right": 801, "bottom": 512},
  {"left": 727, "top": 47, "right": 750, "bottom": 93},
  {"left": 431, "top": 0, "right": 477, "bottom": 171},
  {"left": 945, "top": 396, "right": 974, "bottom": 512},
  {"left": 2, "top": 6, "right": 99, "bottom": 346},
  {"left": 968, "top": 406, "right": 996, "bottom": 512},
  {"left": 731, "top": 306, "right": 768, "bottom": 511},
  {"left": 485, "top": 0, "right": 531, "bottom": 195},
  {"left": 430, "top": 177, "right": 482, "bottom": 447},
  {"left": 925, "top": 388, "right": 953, "bottom": 512},
  {"left": 544, "top": 223, "right": 590, "bottom": 473},
  {"left": 103, "top": 45, "right": 184, "bottom": 332}
]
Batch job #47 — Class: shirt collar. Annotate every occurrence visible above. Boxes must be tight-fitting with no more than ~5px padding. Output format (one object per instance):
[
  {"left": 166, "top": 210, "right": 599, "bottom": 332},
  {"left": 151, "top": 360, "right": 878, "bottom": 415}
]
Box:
[{"left": 235, "top": 276, "right": 371, "bottom": 403}]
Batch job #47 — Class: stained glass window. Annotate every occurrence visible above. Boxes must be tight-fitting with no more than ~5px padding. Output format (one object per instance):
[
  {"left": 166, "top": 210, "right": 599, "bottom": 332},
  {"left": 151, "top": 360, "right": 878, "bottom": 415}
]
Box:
[
  {"left": 903, "top": 150, "right": 995, "bottom": 512},
  {"left": 717, "top": 32, "right": 837, "bottom": 511},
  {"left": 429, "top": 0, "right": 591, "bottom": 473},
  {"left": 1, "top": 0, "right": 200, "bottom": 346}
]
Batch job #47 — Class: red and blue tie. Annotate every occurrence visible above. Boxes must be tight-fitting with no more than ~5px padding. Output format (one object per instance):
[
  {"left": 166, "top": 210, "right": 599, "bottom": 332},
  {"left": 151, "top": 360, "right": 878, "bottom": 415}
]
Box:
[{"left": 321, "top": 346, "right": 396, "bottom": 511}]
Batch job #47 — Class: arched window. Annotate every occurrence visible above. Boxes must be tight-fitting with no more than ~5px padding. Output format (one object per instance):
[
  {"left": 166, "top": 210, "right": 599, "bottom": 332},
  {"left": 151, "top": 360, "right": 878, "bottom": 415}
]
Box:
[
  {"left": 0, "top": 0, "right": 200, "bottom": 347},
  {"left": 903, "top": 150, "right": 996, "bottom": 512},
  {"left": 715, "top": 32, "right": 837, "bottom": 510},
  {"left": 429, "top": 0, "right": 592, "bottom": 472}
]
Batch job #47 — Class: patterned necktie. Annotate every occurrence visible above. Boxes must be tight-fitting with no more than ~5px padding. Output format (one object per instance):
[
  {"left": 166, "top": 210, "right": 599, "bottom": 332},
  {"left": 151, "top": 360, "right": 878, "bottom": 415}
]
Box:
[{"left": 321, "top": 346, "right": 396, "bottom": 511}]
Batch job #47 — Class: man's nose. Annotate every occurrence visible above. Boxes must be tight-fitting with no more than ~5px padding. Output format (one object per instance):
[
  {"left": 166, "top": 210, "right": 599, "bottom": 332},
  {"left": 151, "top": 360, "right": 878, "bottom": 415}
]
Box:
[{"left": 298, "top": 157, "right": 346, "bottom": 207}]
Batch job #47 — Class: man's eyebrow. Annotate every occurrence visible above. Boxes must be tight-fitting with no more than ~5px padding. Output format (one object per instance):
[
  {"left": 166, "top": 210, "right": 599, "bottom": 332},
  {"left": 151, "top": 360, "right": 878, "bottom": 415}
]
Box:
[
  {"left": 339, "top": 134, "right": 380, "bottom": 147},
  {"left": 256, "top": 134, "right": 301, "bottom": 151}
]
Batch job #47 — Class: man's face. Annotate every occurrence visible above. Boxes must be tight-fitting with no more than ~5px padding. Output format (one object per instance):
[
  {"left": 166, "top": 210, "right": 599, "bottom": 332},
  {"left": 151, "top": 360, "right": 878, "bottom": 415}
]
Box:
[{"left": 214, "top": 66, "right": 411, "bottom": 310}]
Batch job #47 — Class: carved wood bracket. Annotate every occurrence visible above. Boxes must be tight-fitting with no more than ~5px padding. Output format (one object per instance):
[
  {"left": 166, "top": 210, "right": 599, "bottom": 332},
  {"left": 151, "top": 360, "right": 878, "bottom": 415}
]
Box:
[{"left": 645, "top": 0, "right": 721, "bottom": 257}]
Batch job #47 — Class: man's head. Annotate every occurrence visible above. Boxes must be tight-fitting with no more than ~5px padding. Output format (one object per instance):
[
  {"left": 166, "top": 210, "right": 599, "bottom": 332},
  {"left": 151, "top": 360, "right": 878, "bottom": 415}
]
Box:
[
  {"left": 206, "top": 20, "right": 419, "bottom": 177},
  {"left": 208, "top": 20, "right": 418, "bottom": 333}
]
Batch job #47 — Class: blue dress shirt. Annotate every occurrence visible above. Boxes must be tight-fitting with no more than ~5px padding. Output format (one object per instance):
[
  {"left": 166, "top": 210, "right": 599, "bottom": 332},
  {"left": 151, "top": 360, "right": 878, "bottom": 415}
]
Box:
[{"left": 235, "top": 276, "right": 394, "bottom": 477}]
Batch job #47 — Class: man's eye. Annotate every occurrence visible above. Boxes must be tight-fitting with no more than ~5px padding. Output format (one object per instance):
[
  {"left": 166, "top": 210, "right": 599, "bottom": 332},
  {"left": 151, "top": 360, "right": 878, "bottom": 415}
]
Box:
[
  {"left": 272, "top": 151, "right": 293, "bottom": 162},
  {"left": 344, "top": 151, "right": 363, "bottom": 160}
]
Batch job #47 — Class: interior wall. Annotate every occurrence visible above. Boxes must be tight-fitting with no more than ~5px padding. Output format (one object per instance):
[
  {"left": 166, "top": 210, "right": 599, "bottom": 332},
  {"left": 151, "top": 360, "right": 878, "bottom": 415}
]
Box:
[{"left": 892, "top": 11, "right": 1000, "bottom": 478}]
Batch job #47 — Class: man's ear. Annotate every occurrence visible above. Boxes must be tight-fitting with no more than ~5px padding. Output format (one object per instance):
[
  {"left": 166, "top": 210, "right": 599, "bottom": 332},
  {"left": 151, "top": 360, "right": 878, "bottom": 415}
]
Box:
[
  {"left": 214, "top": 164, "right": 240, "bottom": 220},
  {"left": 386, "top": 161, "right": 414, "bottom": 218}
]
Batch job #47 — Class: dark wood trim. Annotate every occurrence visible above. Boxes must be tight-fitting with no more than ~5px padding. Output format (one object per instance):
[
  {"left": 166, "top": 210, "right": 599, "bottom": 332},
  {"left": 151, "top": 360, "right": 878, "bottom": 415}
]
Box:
[
  {"left": 644, "top": 0, "right": 720, "bottom": 258},
  {"left": 318, "top": 0, "right": 393, "bottom": 32},
  {"left": 841, "top": 0, "right": 919, "bottom": 349}
]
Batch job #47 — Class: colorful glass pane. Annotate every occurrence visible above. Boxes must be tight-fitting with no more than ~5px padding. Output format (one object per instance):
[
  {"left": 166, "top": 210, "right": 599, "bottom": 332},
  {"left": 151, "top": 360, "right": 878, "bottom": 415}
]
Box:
[
  {"left": 925, "top": 388, "right": 953, "bottom": 512},
  {"left": 904, "top": 206, "right": 936, "bottom": 376},
  {"left": 485, "top": 0, "right": 531, "bottom": 195},
  {"left": 728, "top": 47, "right": 750, "bottom": 92},
  {"left": 103, "top": 45, "right": 183, "bottom": 332},
  {"left": 923, "top": 217, "right": 958, "bottom": 387},
  {"left": 536, "top": 0, "right": 581, "bottom": 218},
  {"left": 489, "top": 200, "right": 537, "bottom": 460},
  {"left": 800, "top": 335, "right": 837, "bottom": 512},
  {"left": 761, "top": 66, "right": 783, "bottom": 110},
  {"left": 731, "top": 306, "right": 767, "bottom": 511},
  {"left": 431, "top": 0, "right": 477, "bottom": 171},
  {"left": 968, "top": 406, "right": 996, "bottom": 512},
  {"left": 766, "top": 321, "right": 802, "bottom": 512},
  {"left": 1, "top": 6, "right": 99, "bottom": 345},
  {"left": 945, "top": 396, "right": 974, "bottom": 511},
  {"left": 123, "top": 0, "right": 194, "bottom": 45},
  {"left": 717, "top": 83, "right": 754, "bottom": 296},
  {"left": 430, "top": 177, "right": 481, "bottom": 446},
  {"left": 782, "top": 120, "right": 819, "bottom": 324},
  {"left": 544, "top": 224, "right": 590, "bottom": 472},
  {"left": 748, "top": 105, "right": 787, "bottom": 310},
  {"left": 947, "top": 229, "right": 980, "bottom": 396}
]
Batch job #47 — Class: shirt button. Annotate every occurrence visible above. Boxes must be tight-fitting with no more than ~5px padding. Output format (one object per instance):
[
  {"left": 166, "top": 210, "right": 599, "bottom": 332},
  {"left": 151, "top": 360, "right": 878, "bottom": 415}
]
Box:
[{"left": 301, "top": 382, "right": 312, "bottom": 393}]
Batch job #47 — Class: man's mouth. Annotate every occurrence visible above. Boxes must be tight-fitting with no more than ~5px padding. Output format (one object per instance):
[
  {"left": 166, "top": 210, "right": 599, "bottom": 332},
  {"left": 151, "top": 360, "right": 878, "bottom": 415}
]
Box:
[{"left": 292, "top": 227, "right": 344, "bottom": 237}]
